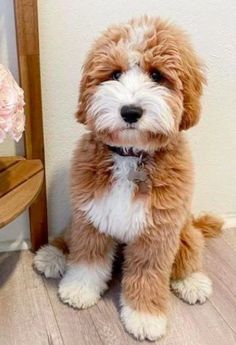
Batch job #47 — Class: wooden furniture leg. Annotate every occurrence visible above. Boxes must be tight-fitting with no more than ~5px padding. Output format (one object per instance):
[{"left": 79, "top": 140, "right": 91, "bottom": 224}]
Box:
[{"left": 14, "top": 0, "right": 48, "bottom": 251}]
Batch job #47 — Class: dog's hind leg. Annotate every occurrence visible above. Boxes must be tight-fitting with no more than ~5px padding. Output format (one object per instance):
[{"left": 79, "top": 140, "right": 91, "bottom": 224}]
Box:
[
  {"left": 33, "top": 234, "right": 69, "bottom": 279},
  {"left": 170, "top": 218, "right": 214, "bottom": 304}
]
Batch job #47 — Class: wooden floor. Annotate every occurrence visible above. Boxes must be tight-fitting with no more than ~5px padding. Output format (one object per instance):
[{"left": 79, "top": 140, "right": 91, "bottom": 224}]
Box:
[{"left": 0, "top": 229, "right": 236, "bottom": 345}]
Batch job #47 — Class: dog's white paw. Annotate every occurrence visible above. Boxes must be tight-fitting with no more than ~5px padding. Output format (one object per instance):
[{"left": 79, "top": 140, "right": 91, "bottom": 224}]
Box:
[
  {"left": 171, "top": 272, "right": 212, "bottom": 305},
  {"left": 120, "top": 297, "right": 167, "bottom": 341},
  {"left": 58, "top": 263, "right": 110, "bottom": 309},
  {"left": 59, "top": 279, "right": 100, "bottom": 309},
  {"left": 33, "top": 245, "right": 66, "bottom": 278}
]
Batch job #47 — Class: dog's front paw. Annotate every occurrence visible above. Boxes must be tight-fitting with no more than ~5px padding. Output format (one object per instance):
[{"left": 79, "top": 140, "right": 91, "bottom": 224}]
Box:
[
  {"left": 58, "top": 263, "right": 108, "bottom": 309},
  {"left": 59, "top": 279, "right": 100, "bottom": 309},
  {"left": 120, "top": 298, "right": 167, "bottom": 341},
  {"left": 171, "top": 272, "right": 212, "bottom": 305}
]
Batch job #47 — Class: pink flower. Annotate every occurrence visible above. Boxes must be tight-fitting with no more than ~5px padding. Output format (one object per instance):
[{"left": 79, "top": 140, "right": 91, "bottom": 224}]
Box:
[{"left": 0, "top": 64, "right": 25, "bottom": 143}]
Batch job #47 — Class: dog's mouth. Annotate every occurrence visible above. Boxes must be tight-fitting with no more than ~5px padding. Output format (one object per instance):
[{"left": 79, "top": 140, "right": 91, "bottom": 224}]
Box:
[{"left": 122, "top": 123, "right": 137, "bottom": 130}]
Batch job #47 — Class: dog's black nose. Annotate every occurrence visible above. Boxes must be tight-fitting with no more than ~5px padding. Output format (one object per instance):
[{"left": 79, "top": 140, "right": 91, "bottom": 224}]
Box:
[{"left": 120, "top": 105, "right": 143, "bottom": 124}]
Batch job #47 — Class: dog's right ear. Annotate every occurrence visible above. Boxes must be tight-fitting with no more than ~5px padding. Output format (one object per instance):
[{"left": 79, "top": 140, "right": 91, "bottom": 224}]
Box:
[
  {"left": 75, "top": 51, "right": 95, "bottom": 124},
  {"left": 76, "top": 101, "right": 86, "bottom": 124}
]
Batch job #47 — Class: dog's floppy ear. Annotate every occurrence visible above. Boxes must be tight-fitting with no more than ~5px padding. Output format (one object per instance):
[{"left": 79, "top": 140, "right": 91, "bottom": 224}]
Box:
[
  {"left": 179, "top": 45, "right": 205, "bottom": 131},
  {"left": 76, "top": 101, "right": 86, "bottom": 124},
  {"left": 75, "top": 69, "right": 89, "bottom": 124},
  {"left": 76, "top": 53, "right": 94, "bottom": 124}
]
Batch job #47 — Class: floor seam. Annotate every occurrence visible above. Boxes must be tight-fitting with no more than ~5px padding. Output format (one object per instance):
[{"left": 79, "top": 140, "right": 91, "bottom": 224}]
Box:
[
  {"left": 88, "top": 308, "right": 106, "bottom": 345},
  {"left": 42, "top": 277, "right": 66, "bottom": 345},
  {"left": 209, "top": 299, "right": 236, "bottom": 336}
]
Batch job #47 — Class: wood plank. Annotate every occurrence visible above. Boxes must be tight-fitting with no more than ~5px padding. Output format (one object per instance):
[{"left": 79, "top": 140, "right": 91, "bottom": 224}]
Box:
[
  {"left": 223, "top": 228, "right": 236, "bottom": 252},
  {"left": 44, "top": 272, "right": 236, "bottom": 345},
  {"left": 46, "top": 277, "right": 149, "bottom": 345},
  {"left": 0, "top": 159, "right": 43, "bottom": 197},
  {"left": 88, "top": 280, "right": 144, "bottom": 345},
  {"left": 0, "top": 251, "right": 64, "bottom": 345},
  {"left": 99, "top": 280, "right": 212, "bottom": 345},
  {"left": 14, "top": 0, "right": 48, "bottom": 251},
  {"left": 204, "top": 239, "right": 236, "bottom": 333},
  {"left": 207, "top": 238, "right": 236, "bottom": 278},
  {"left": 44, "top": 279, "right": 104, "bottom": 345},
  {"left": 0, "top": 156, "right": 24, "bottom": 172},
  {"left": 0, "top": 171, "right": 43, "bottom": 228},
  {"left": 1, "top": 242, "right": 236, "bottom": 345}
]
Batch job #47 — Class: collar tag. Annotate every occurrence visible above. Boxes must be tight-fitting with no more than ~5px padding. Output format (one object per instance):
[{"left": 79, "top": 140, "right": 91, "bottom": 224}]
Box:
[
  {"left": 108, "top": 145, "right": 149, "bottom": 185},
  {"left": 127, "top": 165, "right": 148, "bottom": 183}
]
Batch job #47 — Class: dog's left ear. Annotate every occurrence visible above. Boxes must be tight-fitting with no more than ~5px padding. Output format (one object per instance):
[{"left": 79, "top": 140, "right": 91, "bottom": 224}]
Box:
[
  {"left": 75, "top": 71, "right": 89, "bottom": 124},
  {"left": 76, "top": 101, "right": 86, "bottom": 125},
  {"left": 179, "top": 46, "right": 206, "bottom": 131}
]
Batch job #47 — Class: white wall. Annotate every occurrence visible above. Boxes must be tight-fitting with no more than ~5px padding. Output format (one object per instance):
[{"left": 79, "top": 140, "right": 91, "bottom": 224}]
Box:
[
  {"left": 0, "top": 0, "right": 29, "bottom": 247},
  {"left": 1, "top": 0, "right": 236, "bottom": 245}
]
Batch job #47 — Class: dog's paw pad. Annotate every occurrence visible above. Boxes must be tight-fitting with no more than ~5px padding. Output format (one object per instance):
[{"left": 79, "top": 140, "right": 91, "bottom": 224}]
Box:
[
  {"left": 33, "top": 245, "right": 66, "bottom": 278},
  {"left": 171, "top": 272, "right": 212, "bottom": 305},
  {"left": 120, "top": 298, "right": 167, "bottom": 341}
]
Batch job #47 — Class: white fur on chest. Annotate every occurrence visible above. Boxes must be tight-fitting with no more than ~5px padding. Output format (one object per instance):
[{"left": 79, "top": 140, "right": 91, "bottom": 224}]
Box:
[{"left": 81, "top": 154, "right": 148, "bottom": 242}]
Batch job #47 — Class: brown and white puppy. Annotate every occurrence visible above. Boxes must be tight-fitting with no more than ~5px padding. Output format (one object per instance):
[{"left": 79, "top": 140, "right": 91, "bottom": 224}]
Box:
[{"left": 34, "top": 17, "right": 223, "bottom": 341}]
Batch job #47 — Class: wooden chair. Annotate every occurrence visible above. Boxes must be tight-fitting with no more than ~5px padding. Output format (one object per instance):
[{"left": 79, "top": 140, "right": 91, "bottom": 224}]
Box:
[{"left": 0, "top": 0, "right": 48, "bottom": 252}]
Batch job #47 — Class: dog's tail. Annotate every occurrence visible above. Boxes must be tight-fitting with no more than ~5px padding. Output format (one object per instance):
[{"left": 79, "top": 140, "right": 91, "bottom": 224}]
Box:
[
  {"left": 33, "top": 234, "right": 69, "bottom": 279},
  {"left": 192, "top": 214, "right": 224, "bottom": 239}
]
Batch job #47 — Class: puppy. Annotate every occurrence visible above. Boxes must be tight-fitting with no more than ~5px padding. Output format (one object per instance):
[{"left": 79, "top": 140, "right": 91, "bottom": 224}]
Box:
[{"left": 34, "top": 17, "right": 223, "bottom": 341}]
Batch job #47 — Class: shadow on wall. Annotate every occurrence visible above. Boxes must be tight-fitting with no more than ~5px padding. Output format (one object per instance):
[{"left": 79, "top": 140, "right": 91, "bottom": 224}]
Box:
[{"left": 47, "top": 165, "right": 71, "bottom": 237}]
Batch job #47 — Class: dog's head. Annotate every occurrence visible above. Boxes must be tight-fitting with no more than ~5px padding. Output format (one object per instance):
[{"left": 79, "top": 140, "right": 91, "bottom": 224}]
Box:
[{"left": 76, "top": 17, "right": 205, "bottom": 151}]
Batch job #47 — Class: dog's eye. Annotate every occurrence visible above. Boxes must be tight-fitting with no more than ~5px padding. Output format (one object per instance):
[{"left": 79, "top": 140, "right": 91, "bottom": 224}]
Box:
[
  {"left": 112, "top": 70, "right": 122, "bottom": 81},
  {"left": 150, "top": 69, "right": 164, "bottom": 83}
]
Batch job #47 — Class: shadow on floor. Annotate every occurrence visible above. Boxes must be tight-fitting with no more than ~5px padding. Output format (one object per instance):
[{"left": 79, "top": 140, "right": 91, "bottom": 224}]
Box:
[{"left": 0, "top": 251, "right": 21, "bottom": 288}]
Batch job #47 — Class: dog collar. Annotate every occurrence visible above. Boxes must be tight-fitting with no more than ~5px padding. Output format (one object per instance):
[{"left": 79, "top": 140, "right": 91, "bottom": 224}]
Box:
[{"left": 107, "top": 145, "right": 147, "bottom": 158}]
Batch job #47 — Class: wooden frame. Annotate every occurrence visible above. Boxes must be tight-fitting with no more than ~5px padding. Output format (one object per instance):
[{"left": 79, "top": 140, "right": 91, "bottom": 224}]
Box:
[
  {"left": 0, "top": 157, "right": 44, "bottom": 229},
  {"left": 14, "top": 0, "right": 48, "bottom": 251}
]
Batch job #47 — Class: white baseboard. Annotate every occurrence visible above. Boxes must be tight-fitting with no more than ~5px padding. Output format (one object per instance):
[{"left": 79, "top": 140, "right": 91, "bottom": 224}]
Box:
[
  {"left": 221, "top": 213, "right": 236, "bottom": 230},
  {"left": 0, "top": 214, "right": 235, "bottom": 253}
]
